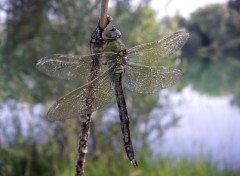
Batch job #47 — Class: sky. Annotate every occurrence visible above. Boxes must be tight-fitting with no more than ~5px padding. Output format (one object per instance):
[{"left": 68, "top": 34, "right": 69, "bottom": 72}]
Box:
[{"left": 149, "top": 0, "right": 228, "bottom": 19}]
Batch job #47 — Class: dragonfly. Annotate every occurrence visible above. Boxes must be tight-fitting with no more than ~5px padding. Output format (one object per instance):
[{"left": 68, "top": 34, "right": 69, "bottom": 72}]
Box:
[{"left": 36, "top": 26, "right": 189, "bottom": 166}]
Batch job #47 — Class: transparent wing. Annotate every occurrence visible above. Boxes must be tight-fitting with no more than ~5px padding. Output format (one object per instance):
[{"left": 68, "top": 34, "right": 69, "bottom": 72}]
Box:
[
  {"left": 36, "top": 53, "right": 113, "bottom": 81},
  {"left": 46, "top": 65, "right": 115, "bottom": 121},
  {"left": 127, "top": 30, "right": 189, "bottom": 66},
  {"left": 123, "top": 62, "right": 182, "bottom": 94}
]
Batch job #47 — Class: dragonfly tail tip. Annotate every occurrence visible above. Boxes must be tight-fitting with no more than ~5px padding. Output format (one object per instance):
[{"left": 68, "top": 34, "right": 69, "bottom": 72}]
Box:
[{"left": 131, "top": 159, "right": 138, "bottom": 167}]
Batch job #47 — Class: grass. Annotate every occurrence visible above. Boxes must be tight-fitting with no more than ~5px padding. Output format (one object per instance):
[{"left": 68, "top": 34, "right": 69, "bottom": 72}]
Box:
[
  {"left": 54, "top": 154, "right": 240, "bottom": 176},
  {"left": 1, "top": 143, "right": 239, "bottom": 176}
]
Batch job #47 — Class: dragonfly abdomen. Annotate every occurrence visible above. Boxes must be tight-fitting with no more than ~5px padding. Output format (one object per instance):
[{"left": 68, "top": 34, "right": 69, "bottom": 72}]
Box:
[{"left": 114, "top": 73, "right": 138, "bottom": 167}]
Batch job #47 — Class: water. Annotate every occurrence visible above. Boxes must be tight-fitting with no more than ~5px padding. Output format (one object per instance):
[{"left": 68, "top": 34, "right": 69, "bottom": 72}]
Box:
[
  {"left": 156, "top": 86, "right": 240, "bottom": 170},
  {"left": 0, "top": 100, "right": 47, "bottom": 144},
  {"left": 1, "top": 86, "right": 239, "bottom": 170}
]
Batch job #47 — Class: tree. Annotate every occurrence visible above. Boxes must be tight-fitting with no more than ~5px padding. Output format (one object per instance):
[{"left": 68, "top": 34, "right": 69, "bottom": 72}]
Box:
[
  {"left": 184, "top": 4, "right": 240, "bottom": 61},
  {"left": 0, "top": 0, "right": 101, "bottom": 103},
  {"left": 0, "top": 1, "right": 182, "bottom": 174}
]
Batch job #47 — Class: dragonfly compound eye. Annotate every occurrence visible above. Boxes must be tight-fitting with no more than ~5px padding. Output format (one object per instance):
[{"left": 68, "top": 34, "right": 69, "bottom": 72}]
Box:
[{"left": 102, "top": 26, "right": 122, "bottom": 40}]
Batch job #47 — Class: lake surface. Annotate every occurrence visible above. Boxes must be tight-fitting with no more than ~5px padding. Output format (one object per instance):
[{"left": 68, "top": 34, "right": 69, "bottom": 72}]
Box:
[
  {"left": 1, "top": 86, "right": 239, "bottom": 170},
  {"left": 156, "top": 86, "right": 240, "bottom": 171}
]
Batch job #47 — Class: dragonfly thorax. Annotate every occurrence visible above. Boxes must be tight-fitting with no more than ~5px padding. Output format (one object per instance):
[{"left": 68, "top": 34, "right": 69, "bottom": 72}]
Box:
[
  {"left": 113, "top": 49, "right": 128, "bottom": 74},
  {"left": 113, "top": 49, "right": 127, "bottom": 65}
]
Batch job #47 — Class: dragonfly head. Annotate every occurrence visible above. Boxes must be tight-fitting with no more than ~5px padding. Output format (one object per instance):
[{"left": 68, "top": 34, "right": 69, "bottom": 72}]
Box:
[{"left": 102, "top": 26, "right": 122, "bottom": 40}]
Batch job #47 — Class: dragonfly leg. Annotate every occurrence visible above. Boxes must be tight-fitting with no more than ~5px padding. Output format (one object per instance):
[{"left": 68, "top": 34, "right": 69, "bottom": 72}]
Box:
[{"left": 114, "top": 74, "right": 138, "bottom": 167}]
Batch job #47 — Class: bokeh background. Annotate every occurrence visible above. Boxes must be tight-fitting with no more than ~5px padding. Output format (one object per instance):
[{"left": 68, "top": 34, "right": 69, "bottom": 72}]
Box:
[{"left": 0, "top": 0, "right": 240, "bottom": 175}]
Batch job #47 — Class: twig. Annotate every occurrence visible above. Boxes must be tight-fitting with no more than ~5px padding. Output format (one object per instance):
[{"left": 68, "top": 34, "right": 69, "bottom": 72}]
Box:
[
  {"left": 99, "top": 0, "right": 109, "bottom": 29},
  {"left": 75, "top": 1, "right": 109, "bottom": 176}
]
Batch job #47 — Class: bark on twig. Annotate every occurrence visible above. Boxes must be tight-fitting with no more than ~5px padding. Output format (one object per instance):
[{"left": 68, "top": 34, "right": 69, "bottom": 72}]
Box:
[
  {"left": 99, "top": 0, "right": 109, "bottom": 29},
  {"left": 75, "top": 1, "right": 109, "bottom": 176}
]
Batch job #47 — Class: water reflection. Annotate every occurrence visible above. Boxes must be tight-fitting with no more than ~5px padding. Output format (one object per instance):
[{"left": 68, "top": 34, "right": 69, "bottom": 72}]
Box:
[
  {"left": 1, "top": 86, "right": 239, "bottom": 170},
  {"left": 155, "top": 86, "right": 240, "bottom": 171}
]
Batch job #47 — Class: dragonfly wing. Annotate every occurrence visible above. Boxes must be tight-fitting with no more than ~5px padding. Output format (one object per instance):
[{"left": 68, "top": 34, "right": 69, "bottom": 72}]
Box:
[
  {"left": 127, "top": 30, "right": 189, "bottom": 66},
  {"left": 123, "top": 62, "right": 182, "bottom": 94},
  {"left": 47, "top": 65, "right": 115, "bottom": 121},
  {"left": 36, "top": 53, "right": 113, "bottom": 81}
]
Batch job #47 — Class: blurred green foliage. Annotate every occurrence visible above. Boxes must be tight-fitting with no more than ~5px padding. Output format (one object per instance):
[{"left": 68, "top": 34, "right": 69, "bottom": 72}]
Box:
[
  {"left": 1, "top": 136, "right": 239, "bottom": 176},
  {"left": 0, "top": 1, "right": 239, "bottom": 103},
  {"left": 0, "top": 0, "right": 240, "bottom": 175},
  {"left": 181, "top": 3, "right": 240, "bottom": 103},
  {"left": 0, "top": 110, "right": 238, "bottom": 176}
]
